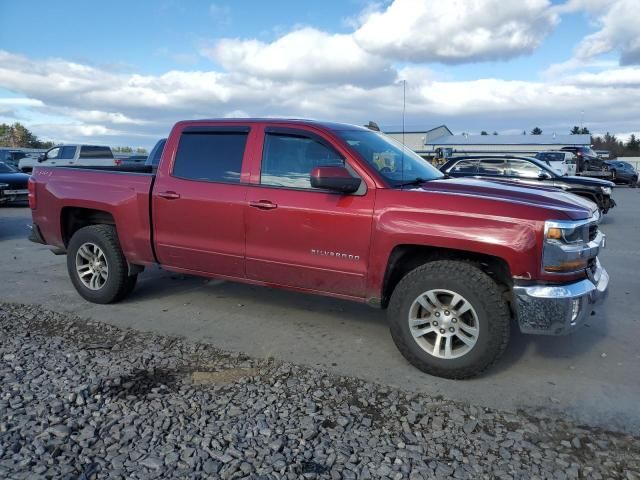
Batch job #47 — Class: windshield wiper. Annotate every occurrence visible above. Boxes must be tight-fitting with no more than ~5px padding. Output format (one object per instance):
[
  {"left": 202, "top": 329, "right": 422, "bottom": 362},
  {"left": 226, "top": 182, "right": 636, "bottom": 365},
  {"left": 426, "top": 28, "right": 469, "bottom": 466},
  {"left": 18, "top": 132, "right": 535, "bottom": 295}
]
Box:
[
  {"left": 395, "top": 177, "right": 427, "bottom": 188},
  {"left": 395, "top": 175, "right": 449, "bottom": 188}
]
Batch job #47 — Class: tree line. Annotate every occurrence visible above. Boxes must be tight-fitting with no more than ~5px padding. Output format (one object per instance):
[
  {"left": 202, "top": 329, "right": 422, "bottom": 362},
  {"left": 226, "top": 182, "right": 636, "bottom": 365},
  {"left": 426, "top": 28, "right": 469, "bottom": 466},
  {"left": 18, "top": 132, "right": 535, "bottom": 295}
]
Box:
[
  {"left": 0, "top": 122, "right": 147, "bottom": 154},
  {"left": 0, "top": 122, "right": 55, "bottom": 149}
]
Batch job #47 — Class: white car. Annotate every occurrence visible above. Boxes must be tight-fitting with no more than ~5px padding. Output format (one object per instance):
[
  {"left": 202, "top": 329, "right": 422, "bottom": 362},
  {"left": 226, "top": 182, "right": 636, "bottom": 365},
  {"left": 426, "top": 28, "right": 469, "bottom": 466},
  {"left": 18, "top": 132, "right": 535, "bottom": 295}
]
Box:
[
  {"left": 534, "top": 151, "right": 577, "bottom": 176},
  {"left": 19, "top": 145, "right": 118, "bottom": 172}
]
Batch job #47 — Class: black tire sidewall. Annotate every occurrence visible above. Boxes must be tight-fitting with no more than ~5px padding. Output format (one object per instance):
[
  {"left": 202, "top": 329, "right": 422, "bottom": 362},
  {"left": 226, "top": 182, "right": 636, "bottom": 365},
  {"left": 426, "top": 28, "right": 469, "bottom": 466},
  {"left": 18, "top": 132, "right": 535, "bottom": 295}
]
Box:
[{"left": 67, "top": 226, "right": 128, "bottom": 304}]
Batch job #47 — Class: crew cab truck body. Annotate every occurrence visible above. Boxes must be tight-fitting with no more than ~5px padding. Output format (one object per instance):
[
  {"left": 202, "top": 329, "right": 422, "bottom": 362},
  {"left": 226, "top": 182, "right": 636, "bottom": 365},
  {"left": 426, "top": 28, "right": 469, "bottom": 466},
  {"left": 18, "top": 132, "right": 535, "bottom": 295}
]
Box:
[{"left": 28, "top": 119, "right": 609, "bottom": 379}]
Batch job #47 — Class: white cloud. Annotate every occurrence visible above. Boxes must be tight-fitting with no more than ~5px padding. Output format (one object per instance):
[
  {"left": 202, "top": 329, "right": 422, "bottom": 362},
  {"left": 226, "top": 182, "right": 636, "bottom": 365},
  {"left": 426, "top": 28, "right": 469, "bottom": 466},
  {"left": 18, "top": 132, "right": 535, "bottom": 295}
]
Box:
[
  {"left": 0, "top": 97, "right": 44, "bottom": 107},
  {"left": 354, "top": 0, "right": 559, "bottom": 63},
  {"left": 562, "top": 0, "right": 640, "bottom": 65},
  {"left": 204, "top": 27, "right": 395, "bottom": 86}
]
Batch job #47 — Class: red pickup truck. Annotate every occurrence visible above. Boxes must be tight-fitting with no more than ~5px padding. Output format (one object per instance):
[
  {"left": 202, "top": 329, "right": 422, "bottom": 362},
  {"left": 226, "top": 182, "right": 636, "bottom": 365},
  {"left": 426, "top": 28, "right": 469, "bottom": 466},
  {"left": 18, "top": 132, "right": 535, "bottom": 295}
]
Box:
[{"left": 28, "top": 119, "right": 609, "bottom": 378}]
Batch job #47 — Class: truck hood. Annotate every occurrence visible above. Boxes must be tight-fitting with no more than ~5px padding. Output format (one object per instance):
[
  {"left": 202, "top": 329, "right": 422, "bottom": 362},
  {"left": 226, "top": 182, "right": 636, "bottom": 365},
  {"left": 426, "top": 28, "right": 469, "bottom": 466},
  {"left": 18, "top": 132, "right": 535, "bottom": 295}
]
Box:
[{"left": 412, "top": 177, "right": 596, "bottom": 220}]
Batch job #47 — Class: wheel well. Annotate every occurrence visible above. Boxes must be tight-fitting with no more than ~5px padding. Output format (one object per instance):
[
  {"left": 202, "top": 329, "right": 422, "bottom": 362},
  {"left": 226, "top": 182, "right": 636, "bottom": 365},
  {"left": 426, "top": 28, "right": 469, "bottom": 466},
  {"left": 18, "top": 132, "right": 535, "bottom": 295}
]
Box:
[
  {"left": 381, "top": 245, "right": 512, "bottom": 308},
  {"left": 61, "top": 207, "right": 115, "bottom": 247}
]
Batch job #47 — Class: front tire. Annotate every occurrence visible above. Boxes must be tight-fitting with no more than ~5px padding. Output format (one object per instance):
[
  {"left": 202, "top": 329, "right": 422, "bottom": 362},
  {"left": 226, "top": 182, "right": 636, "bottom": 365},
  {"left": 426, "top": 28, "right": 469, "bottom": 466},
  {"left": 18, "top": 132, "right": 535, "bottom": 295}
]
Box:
[
  {"left": 387, "top": 261, "right": 510, "bottom": 379},
  {"left": 67, "top": 225, "right": 137, "bottom": 304}
]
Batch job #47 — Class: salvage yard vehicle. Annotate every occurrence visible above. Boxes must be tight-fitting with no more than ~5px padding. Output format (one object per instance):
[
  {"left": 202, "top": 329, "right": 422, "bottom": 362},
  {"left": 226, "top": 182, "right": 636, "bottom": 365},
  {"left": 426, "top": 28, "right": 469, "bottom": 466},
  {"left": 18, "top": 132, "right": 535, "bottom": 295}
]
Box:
[
  {"left": 605, "top": 160, "right": 638, "bottom": 186},
  {"left": 440, "top": 155, "right": 616, "bottom": 214},
  {"left": 19, "top": 144, "right": 117, "bottom": 172},
  {"left": 560, "top": 146, "right": 607, "bottom": 172},
  {"left": 0, "top": 149, "right": 28, "bottom": 169},
  {"left": 0, "top": 161, "right": 29, "bottom": 204},
  {"left": 534, "top": 151, "right": 576, "bottom": 176},
  {"left": 27, "top": 119, "right": 609, "bottom": 379}
]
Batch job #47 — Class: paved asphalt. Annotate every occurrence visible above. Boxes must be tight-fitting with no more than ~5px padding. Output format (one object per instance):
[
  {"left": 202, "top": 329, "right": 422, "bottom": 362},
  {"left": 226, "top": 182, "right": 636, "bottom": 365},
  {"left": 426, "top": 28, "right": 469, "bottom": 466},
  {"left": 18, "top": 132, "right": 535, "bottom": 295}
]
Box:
[{"left": 1, "top": 188, "right": 639, "bottom": 433}]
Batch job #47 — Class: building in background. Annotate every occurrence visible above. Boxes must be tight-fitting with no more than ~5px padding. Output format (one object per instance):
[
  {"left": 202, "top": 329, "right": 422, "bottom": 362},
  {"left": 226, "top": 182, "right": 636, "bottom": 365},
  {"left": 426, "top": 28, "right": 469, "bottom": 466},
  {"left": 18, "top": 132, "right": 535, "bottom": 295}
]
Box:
[
  {"left": 385, "top": 125, "right": 452, "bottom": 157},
  {"left": 384, "top": 126, "right": 592, "bottom": 163}
]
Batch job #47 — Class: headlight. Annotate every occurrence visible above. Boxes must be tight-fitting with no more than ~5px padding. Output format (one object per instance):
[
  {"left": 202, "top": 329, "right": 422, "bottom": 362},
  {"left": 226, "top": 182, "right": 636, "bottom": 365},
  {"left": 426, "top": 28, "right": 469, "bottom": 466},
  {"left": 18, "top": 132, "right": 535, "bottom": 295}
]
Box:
[
  {"left": 543, "top": 219, "right": 593, "bottom": 273},
  {"left": 601, "top": 186, "right": 612, "bottom": 195}
]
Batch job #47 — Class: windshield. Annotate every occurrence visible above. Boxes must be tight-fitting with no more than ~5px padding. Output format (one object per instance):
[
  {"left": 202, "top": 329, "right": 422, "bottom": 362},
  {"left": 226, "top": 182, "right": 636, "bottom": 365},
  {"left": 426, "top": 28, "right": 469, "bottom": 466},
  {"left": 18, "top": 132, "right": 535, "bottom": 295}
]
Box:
[
  {"left": 336, "top": 130, "right": 443, "bottom": 186},
  {"left": 0, "top": 161, "right": 17, "bottom": 173},
  {"left": 581, "top": 147, "right": 599, "bottom": 157}
]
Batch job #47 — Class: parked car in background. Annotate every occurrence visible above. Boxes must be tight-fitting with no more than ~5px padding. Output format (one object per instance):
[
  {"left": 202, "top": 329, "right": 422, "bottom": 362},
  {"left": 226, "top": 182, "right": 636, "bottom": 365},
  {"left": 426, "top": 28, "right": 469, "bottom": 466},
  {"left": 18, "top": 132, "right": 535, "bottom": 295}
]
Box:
[
  {"left": 440, "top": 155, "right": 616, "bottom": 214},
  {"left": 605, "top": 160, "right": 638, "bottom": 186},
  {"left": 534, "top": 151, "right": 576, "bottom": 176},
  {"left": 0, "top": 161, "right": 29, "bottom": 204},
  {"left": 560, "top": 146, "right": 606, "bottom": 172},
  {"left": 145, "top": 138, "right": 167, "bottom": 169},
  {"left": 17, "top": 154, "right": 41, "bottom": 173},
  {"left": 116, "top": 154, "right": 147, "bottom": 169},
  {"left": 28, "top": 119, "right": 610, "bottom": 379},
  {"left": 20, "top": 145, "right": 117, "bottom": 172},
  {"left": 0, "top": 149, "right": 28, "bottom": 169}
]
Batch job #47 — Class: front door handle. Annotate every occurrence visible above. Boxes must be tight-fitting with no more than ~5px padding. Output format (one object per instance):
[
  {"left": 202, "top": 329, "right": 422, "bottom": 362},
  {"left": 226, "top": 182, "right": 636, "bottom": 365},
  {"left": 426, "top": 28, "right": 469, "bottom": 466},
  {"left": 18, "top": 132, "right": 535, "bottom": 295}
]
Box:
[
  {"left": 249, "top": 200, "right": 277, "bottom": 210},
  {"left": 158, "top": 191, "right": 181, "bottom": 200}
]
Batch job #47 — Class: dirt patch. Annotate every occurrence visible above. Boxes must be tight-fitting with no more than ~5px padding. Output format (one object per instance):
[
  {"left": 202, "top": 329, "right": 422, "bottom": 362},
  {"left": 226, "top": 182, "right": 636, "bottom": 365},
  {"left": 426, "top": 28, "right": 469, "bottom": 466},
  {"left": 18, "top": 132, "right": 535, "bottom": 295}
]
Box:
[{"left": 190, "top": 367, "right": 258, "bottom": 385}]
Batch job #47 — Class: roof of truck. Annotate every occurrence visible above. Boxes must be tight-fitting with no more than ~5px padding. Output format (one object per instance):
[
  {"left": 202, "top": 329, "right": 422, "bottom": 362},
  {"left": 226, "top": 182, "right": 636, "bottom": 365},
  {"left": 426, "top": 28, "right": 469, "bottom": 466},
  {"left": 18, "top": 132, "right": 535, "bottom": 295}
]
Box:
[{"left": 179, "top": 118, "right": 370, "bottom": 131}]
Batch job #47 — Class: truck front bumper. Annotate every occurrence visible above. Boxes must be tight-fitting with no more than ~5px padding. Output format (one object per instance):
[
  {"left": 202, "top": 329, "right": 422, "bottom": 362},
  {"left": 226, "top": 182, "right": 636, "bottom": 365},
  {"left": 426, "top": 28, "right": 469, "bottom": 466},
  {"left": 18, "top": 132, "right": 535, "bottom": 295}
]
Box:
[{"left": 513, "top": 258, "right": 609, "bottom": 335}]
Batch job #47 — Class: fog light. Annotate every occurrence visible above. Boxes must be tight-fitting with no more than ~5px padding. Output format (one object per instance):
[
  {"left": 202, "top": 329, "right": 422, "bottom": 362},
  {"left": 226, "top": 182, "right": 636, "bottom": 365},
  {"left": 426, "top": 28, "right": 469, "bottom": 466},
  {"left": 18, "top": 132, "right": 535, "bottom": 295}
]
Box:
[{"left": 571, "top": 298, "right": 581, "bottom": 323}]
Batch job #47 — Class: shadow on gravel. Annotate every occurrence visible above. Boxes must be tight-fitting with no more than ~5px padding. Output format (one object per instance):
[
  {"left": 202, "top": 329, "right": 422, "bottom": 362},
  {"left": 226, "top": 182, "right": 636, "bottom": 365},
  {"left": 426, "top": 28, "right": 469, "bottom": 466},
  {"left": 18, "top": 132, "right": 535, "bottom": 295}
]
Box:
[{"left": 99, "top": 368, "right": 184, "bottom": 398}]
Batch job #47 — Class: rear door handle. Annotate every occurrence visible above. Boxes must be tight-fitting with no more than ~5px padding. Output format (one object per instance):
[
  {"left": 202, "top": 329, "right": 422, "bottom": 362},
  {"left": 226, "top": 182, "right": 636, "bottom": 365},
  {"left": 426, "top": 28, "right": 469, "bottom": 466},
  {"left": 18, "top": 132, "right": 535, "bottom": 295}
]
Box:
[
  {"left": 249, "top": 200, "right": 277, "bottom": 210},
  {"left": 158, "top": 191, "right": 181, "bottom": 200}
]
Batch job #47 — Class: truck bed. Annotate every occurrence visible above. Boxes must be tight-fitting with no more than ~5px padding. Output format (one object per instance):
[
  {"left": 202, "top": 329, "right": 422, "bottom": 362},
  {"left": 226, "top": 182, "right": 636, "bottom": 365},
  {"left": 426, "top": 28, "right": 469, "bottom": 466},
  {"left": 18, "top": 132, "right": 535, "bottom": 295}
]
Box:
[{"left": 30, "top": 166, "right": 156, "bottom": 266}]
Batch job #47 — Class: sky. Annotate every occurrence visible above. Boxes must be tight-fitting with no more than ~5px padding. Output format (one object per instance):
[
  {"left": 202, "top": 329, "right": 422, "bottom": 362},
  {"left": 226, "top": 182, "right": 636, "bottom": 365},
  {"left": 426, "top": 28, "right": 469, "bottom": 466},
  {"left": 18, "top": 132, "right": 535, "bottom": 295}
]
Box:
[{"left": 0, "top": 0, "right": 639, "bottom": 148}]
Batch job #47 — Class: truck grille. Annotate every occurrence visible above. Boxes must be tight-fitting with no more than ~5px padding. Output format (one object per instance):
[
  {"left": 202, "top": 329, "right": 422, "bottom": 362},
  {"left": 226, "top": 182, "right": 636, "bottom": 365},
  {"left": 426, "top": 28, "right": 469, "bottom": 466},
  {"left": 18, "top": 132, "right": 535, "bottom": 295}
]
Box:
[{"left": 588, "top": 224, "right": 598, "bottom": 242}]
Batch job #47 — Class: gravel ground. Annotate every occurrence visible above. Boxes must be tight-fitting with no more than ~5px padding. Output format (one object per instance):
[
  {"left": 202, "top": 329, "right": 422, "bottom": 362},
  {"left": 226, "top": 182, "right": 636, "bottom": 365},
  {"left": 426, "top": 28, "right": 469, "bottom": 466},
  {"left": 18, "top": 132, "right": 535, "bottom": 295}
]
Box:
[{"left": 1, "top": 303, "right": 638, "bottom": 480}]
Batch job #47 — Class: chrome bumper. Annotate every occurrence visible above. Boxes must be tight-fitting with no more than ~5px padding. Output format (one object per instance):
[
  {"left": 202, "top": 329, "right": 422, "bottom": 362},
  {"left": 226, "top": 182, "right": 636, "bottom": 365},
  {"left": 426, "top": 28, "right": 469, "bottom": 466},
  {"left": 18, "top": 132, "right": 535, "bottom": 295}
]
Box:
[{"left": 513, "top": 258, "right": 609, "bottom": 335}]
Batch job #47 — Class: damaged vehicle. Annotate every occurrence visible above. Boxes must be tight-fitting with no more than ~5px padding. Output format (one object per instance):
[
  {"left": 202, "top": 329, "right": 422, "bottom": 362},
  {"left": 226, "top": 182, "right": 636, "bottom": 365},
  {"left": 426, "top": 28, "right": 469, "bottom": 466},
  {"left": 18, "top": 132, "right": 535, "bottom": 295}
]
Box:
[{"left": 28, "top": 119, "right": 609, "bottom": 379}]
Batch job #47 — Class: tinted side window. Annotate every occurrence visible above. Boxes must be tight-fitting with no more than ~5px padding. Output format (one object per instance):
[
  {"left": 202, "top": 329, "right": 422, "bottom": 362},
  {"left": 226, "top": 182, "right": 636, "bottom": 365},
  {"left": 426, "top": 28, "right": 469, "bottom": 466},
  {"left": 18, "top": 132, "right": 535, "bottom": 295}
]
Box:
[
  {"left": 173, "top": 132, "right": 248, "bottom": 183},
  {"left": 261, "top": 133, "right": 345, "bottom": 189},
  {"left": 60, "top": 146, "right": 77, "bottom": 159},
  {"left": 450, "top": 159, "right": 478, "bottom": 174},
  {"left": 79, "top": 146, "right": 113, "bottom": 159},
  {"left": 477, "top": 159, "right": 505, "bottom": 175},
  {"left": 507, "top": 159, "right": 544, "bottom": 178}
]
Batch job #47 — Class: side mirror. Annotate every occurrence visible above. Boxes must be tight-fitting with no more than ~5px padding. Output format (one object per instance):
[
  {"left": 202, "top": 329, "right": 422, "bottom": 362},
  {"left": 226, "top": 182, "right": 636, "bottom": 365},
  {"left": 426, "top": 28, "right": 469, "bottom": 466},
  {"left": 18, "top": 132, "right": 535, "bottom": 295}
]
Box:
[
  {"left": 37, "top": 154, "right": 46, "bottom": 162},
  {"left": 538, "top": 172, "right": 550, "bottom": 180},
  {"left": 310, "top": 166, "right": 361, "bottom": 193}
]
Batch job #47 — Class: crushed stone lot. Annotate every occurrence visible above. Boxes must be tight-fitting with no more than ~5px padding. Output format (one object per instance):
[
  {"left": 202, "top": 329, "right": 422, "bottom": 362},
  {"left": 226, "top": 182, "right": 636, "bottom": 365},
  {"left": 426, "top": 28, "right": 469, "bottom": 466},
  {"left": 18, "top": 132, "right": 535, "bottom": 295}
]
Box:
[{"left": 0, "top": 303, "right": 638, "bottom": 480}]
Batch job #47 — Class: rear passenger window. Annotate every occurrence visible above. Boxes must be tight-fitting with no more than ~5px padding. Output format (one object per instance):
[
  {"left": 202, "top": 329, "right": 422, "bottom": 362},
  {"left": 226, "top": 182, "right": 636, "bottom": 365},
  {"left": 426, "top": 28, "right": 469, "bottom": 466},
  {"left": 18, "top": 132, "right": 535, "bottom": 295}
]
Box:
[
  {"left": 173, "top": 131, "right": 248, "bottom": 183},
  {"left": 79, "top": 146, "right": 113, "bottom": 159},
  {"left": 261, "top": 133, "right": 345, "bottom": 189}
]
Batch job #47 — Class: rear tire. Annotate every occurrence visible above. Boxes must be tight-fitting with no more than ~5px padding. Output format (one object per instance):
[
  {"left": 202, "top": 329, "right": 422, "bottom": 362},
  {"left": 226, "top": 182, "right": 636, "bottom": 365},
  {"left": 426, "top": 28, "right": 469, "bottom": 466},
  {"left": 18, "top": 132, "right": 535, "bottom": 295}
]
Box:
[
  {"left": 67, "top": 225, "right": 137, "bottom": 304},
  {"left": 387, "top": 260, "right": 510, "bottom": 379}
]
